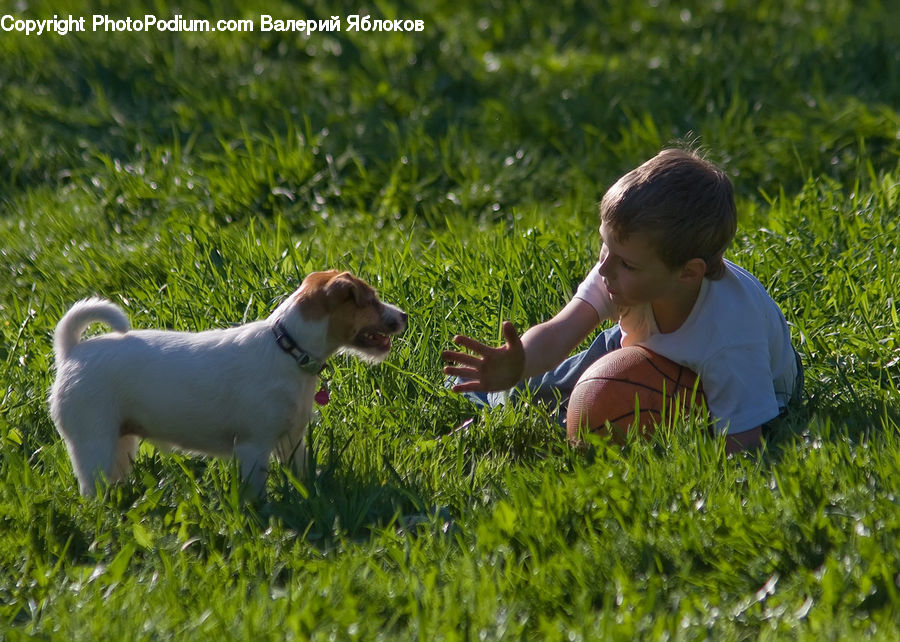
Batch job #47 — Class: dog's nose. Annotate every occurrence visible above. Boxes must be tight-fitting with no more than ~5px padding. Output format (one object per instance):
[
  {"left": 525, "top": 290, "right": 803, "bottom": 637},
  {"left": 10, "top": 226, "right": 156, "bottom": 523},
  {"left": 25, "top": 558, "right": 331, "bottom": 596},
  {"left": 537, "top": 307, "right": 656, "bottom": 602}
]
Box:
[{"left": 392, "top": 312, "right": 408, "bottom": 333}]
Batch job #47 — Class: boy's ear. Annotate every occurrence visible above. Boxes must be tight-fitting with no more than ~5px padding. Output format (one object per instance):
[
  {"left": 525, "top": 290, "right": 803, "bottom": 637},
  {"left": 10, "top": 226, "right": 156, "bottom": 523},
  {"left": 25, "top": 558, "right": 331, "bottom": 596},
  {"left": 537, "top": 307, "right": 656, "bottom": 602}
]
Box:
[{"left": 680, "top": 258, "right": 707, "bottom": 281}]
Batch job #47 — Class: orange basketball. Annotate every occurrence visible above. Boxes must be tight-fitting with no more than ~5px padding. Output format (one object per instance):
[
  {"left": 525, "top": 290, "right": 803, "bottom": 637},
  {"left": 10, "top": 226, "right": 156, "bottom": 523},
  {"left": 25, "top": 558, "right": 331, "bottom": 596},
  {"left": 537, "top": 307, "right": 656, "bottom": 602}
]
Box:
[{"left": 566, "top": 346, "right": 705, "bottom": 443}]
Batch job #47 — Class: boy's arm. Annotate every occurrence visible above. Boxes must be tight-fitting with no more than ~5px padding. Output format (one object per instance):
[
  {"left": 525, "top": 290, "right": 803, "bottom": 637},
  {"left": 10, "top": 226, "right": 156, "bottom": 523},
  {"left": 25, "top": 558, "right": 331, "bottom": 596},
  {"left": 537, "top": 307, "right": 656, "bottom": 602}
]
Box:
[
  {"left": 519, "top": 298, "right": 602, "bottom": 378},
  {"left": 442, "top": 298, "right": 600, "bottom": 393}
]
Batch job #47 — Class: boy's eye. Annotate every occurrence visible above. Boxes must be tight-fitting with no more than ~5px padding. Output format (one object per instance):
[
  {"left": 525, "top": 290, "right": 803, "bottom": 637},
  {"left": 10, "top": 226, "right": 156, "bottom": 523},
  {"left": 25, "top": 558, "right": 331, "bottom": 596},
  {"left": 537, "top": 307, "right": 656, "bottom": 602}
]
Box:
[{"left": 620, "top": 259, "right": 636, "bottom": 271}]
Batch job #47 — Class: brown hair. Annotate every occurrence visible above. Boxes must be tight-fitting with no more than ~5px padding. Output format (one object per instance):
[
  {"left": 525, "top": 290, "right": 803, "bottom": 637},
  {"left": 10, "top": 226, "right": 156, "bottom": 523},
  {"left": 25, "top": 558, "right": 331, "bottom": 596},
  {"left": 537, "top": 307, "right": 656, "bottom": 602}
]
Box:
[{"left": 599, "top": 148, "right": 737, "bottom": 279}]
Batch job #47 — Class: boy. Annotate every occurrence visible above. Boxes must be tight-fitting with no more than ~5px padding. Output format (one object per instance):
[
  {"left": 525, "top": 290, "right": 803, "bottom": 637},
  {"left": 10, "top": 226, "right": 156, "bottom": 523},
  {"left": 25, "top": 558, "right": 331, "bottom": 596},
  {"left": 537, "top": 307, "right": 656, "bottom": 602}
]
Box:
[{"left": 442, "top": 148, "right": 802, "bottom": 453}]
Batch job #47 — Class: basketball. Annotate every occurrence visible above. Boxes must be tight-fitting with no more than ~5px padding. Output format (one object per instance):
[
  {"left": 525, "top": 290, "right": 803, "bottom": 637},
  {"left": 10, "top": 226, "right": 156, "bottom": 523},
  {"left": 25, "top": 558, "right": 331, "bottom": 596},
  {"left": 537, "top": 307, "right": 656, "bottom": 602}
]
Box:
[{"left": 566, "top": 346, "right": 705, "bottom": 443}]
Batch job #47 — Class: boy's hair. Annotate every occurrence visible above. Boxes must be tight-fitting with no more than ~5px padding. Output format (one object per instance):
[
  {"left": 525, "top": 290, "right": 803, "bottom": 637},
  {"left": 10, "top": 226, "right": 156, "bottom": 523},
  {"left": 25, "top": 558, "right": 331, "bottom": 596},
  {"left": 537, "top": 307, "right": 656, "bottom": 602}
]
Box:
[{"left": 600, "top": 148, "right": 737, "bottom": 280}]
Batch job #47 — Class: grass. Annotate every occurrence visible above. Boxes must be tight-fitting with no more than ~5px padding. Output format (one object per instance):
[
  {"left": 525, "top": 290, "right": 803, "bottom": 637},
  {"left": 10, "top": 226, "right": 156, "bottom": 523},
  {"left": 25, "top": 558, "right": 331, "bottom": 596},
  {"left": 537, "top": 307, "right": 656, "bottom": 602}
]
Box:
[{"left": 2, "top": 0, "right": 900, "bottom": 638}]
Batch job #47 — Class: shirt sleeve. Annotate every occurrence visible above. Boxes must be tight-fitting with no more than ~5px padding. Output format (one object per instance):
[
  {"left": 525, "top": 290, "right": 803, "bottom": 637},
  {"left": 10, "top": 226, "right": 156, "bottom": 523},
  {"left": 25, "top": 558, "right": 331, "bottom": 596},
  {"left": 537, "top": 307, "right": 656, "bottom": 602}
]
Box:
[
  {"left": 701, "top": 345, "right": 781, "bottom": 435},
  {"left": 573, "top": 261, "right": 615, "bottom": 321}
]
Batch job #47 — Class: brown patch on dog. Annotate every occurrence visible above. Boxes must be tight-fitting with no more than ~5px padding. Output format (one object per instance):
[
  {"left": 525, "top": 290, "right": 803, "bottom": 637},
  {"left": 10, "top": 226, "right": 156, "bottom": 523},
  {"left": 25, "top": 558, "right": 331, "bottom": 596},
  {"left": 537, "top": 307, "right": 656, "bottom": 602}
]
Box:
[
  {"left": 292, "top": 270, "right": 343, "bottom": 320},
  {"left": 324, "top": 272, "right": 376, "bottom": 310},
  {"left": 320, "top": 273, "right": 384, "bottom": 347},
  {"left": 325, "top": 293, "right": 386, "bottom": 347},
  {"left": 296, "top": 271, "right": 378, "bottom": 311},
  {"left": 290, "top": 270, "right": 404, "bottom": 356}
]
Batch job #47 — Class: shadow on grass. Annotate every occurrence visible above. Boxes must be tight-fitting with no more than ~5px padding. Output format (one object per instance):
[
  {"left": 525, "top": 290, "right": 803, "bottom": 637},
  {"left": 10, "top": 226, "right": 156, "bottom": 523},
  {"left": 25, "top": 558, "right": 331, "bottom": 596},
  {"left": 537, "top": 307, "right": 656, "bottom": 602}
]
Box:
[
  {"left": 67, "top": 441, "right": 451, "bottom": 557},
  {"left": 262, "top": 458, "right": 444, "bottom": 546},
  {"left": 762, "top": 370, "right": 900, "bottom": 461}
]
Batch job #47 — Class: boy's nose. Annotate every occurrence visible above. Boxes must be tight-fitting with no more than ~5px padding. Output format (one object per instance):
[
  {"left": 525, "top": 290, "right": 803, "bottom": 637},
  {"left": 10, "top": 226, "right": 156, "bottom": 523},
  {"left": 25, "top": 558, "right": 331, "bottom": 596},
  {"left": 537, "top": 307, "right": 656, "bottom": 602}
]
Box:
[
  {"left": 598, "top": 256, "right": 613, "bottom": 278},
  {"left": 597, "top": 244, "right": 612, "bottom": 276}
]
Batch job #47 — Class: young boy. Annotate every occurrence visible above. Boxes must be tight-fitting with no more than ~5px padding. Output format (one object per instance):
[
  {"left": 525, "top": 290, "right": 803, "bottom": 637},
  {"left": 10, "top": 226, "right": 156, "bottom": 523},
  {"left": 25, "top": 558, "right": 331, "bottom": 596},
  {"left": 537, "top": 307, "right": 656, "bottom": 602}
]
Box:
[{"left": 441, "top": 148, "right": 802, "bottom": 453}]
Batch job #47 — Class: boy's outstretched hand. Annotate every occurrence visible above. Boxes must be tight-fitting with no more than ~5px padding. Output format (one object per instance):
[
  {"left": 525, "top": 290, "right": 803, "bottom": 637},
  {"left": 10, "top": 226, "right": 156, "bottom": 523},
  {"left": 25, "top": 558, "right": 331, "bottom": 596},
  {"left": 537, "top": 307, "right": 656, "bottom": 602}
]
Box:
[{"left": 442, "top": 321, "right": 525, "bottom": 393}]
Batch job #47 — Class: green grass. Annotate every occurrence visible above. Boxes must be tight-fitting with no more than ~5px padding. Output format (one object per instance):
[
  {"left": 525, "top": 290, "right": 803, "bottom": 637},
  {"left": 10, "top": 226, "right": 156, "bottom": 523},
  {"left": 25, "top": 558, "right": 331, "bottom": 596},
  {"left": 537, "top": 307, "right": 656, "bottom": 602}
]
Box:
[{"left": 2, "top": 0, "right": 900, "bottom": 638}]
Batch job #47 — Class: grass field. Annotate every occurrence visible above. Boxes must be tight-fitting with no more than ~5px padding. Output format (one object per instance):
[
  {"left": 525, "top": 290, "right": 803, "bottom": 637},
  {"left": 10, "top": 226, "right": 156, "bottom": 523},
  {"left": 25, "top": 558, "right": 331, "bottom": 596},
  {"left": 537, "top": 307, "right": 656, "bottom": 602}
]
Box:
[{"left": 2, "top": 0, "right": 900, "bottom": 638}]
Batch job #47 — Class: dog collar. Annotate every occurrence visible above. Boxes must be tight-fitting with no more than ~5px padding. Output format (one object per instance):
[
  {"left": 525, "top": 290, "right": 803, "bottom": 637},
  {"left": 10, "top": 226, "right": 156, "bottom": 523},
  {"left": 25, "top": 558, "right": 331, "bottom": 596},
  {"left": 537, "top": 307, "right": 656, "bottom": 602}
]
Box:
[{"left": 272, "top": 320, "right": 327, "bottom": 375}]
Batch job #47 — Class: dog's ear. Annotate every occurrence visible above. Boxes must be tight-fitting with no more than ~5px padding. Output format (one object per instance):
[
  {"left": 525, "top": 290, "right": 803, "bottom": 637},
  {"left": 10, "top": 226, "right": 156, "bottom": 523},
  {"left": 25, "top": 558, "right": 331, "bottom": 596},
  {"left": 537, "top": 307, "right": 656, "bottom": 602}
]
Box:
[{"left": 324, "top": 272, "right": 374, "bottom": 308}]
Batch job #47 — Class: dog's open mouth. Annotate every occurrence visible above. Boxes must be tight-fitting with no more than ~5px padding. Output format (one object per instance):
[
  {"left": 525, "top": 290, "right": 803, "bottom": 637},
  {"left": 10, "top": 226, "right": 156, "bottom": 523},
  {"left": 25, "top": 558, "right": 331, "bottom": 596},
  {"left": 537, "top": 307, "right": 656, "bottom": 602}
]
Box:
[{"left": 354, "top": 329, "right": 392, "bottom": 352}]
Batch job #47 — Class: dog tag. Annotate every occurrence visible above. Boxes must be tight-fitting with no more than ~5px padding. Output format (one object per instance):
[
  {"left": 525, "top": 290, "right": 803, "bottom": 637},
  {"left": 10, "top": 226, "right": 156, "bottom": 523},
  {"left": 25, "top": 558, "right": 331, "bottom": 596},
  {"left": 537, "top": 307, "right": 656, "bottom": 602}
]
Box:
[{"left": 314, "top": 385, "right": 330, "bottom": 406}]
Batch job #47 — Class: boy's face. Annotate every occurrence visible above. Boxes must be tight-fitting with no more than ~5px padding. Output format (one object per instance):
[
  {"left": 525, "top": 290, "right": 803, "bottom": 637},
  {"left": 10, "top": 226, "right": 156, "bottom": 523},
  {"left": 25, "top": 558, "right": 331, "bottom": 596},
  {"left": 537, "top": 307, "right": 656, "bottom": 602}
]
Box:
[{"left": 597, "top": 222, "right": 684, "bottom": 307}]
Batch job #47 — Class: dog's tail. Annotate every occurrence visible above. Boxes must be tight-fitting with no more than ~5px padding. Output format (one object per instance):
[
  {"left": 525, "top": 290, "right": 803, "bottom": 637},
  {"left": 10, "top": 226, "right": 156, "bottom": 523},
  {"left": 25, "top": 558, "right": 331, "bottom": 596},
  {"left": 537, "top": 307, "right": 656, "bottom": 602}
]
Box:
[{"left": 54, "top": 297, "right": 130, "bottom": 362}]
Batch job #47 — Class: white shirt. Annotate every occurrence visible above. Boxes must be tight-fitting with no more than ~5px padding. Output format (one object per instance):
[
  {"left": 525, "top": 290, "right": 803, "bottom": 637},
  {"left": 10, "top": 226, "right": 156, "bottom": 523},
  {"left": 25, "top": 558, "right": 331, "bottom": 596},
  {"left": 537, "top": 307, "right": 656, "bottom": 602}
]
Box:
[{"left": 574, "top": 259, "right": 797, "bottom": 434}]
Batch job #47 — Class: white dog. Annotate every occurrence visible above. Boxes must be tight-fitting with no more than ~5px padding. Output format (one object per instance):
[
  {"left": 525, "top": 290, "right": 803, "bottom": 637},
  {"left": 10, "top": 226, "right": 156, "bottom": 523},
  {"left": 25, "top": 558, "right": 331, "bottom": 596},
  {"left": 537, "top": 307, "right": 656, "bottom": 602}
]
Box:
[{"left": 48, "top": 270, "right": 407, "bottom": 497}]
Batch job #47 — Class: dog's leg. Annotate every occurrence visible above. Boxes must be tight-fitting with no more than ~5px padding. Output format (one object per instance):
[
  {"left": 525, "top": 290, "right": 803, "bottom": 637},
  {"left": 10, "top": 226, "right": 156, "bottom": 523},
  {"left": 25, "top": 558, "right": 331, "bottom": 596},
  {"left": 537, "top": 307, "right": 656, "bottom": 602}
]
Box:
[
  {"left": 112, "top": 435, "right": 139, "bottom": 485},
  {"left": 53, "top": 398, "right": 123, "bottom": 496},
  {"left": 233, "top": 442, "right": 270, "bottom": 498},
  {"left": 62, "top": 433, "right": 118, "bottom": 497},
  {"left": 274, "top": 427, "right": 308, "bottom": 480}
]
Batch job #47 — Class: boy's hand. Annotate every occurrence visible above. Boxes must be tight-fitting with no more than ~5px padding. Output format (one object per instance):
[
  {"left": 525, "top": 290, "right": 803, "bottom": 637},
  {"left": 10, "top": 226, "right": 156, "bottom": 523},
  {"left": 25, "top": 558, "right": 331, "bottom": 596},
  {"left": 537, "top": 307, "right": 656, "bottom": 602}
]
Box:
[{"left": 442, "top": 321, "right": 525, "bottom": 393}]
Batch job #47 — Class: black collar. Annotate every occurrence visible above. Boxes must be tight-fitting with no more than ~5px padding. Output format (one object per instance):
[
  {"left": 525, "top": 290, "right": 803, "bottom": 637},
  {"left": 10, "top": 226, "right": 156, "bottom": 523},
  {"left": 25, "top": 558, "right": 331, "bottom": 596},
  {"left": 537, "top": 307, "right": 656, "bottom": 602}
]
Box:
[{"left": 272, "top": 319, "right": 326, "bottom": 375}]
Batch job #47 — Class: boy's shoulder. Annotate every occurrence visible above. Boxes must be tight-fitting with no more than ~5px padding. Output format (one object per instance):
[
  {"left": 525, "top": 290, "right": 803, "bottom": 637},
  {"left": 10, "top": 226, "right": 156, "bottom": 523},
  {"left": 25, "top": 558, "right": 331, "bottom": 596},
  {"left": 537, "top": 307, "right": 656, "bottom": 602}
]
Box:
[
  {"left": 720, "top": 259, "right": 764, "bottom": 284},
  {"left": 706, "top": 260, "right": 779, "bottom": 309},
  {"left": 683, "top": 259, "right": 789, "bottom": 349}
]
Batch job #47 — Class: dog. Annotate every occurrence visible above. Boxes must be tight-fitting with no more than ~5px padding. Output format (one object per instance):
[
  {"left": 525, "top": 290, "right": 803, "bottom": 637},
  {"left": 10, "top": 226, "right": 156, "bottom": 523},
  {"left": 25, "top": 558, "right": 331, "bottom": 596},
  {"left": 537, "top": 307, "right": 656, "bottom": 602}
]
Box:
[{"left": 48, "top": 270, "right": 407, "bottom": 497}]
